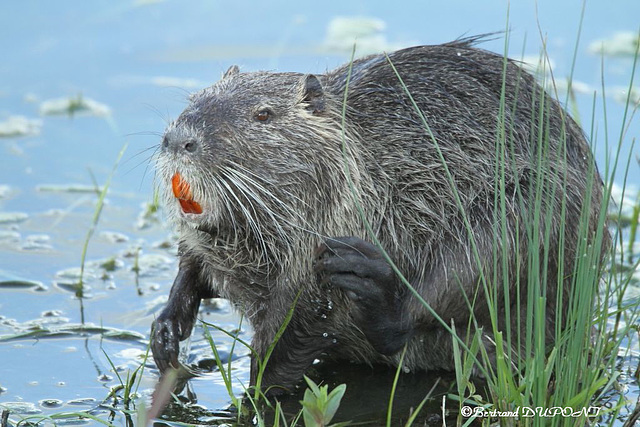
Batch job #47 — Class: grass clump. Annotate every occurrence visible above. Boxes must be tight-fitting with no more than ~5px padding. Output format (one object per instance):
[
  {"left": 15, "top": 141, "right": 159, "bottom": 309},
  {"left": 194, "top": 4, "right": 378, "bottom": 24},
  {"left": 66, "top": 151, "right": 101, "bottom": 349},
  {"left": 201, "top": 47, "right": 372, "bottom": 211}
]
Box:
[
  {"left": 423, "top": 24, "right": 639, "bottom": 427},
  {"left": 332, "top": 11, "right": 640, "bottom": 427}
]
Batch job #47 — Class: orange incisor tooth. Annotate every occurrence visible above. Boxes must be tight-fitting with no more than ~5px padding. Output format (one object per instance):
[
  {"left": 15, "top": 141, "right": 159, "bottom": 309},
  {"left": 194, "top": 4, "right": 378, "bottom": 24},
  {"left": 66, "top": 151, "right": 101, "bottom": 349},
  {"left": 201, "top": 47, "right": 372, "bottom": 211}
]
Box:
[
  {"left": 179, "top": 199, "right": 203, "bottom": 214},
  {"left": 171, "top": 173, "right": 203, "bottom": 214},
  {"left": 172, "top": 172, "right": 192, "bottom": 199}
]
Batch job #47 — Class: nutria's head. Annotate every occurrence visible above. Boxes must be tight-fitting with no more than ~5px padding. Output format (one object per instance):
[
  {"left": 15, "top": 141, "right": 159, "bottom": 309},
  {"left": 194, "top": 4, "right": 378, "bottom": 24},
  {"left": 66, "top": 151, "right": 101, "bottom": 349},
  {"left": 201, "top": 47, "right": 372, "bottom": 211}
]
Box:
[{"left": 156, "top": 66, "right": 362, "bottom": 269}]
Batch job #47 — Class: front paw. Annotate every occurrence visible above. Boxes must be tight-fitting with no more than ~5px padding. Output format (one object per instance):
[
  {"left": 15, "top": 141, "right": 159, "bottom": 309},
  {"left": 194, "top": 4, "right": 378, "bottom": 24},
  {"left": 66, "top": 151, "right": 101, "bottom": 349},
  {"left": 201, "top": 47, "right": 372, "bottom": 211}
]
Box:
[
  {"left": 150, "top": 315, "right": 182, "bottom": 373},
  {"left": 314, "top": 236, "right": 397, "bottom": 305},
  {"left": 313, "top": 236, "right": 412, "bottom": 355}
]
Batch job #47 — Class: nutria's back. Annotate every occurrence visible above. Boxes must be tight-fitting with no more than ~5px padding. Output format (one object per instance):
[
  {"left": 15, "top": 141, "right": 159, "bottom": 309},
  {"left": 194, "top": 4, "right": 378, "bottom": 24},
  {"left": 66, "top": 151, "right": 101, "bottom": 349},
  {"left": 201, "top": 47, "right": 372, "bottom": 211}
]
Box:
[
  {"left": 152, "top": 38, "right": 608, "bottom": 392},
  {"left": 326, "top": 42, "right": 605, "bottom": 323}
]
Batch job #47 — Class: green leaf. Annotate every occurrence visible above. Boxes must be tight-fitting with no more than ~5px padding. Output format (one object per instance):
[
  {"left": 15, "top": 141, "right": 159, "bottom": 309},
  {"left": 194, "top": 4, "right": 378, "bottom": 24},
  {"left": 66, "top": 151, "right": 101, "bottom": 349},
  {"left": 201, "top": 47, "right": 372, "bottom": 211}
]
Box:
[
  {"left": 304, "top": 375, "right": 323, "bottom": 398},
  {"left": 324, "top": 383, "right": 346, "bottom": 423}
]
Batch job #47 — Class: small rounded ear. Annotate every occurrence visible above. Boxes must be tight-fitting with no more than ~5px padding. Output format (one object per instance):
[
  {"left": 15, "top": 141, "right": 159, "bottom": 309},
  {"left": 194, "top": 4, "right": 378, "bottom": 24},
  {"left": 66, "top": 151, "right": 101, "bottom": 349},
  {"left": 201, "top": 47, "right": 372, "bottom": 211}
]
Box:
[
  {"left": 223, "top": 65, "right": 240, "bottom": 79},
  {"left": 298, "top": 74, "right": 325, "bottom": 114}
]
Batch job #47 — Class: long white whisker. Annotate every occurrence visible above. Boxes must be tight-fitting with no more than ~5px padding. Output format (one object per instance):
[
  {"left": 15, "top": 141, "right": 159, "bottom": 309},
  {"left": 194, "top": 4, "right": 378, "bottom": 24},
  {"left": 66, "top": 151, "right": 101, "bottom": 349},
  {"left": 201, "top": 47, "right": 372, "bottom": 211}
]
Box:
[
  {"left": 218, "top": 170, "right": 271, "bottom": 269},
  {"left": 231, "top": 178, "right": 329, "bottom": 246},
  {"left": 227, "top": 161, "right": 312, "bottom": 211},
  {"left": 223, "top": 162, "right": 330, "bottom": 242},
  {"left": 223, "top": 167, "right": 292, "bottom": 240}
]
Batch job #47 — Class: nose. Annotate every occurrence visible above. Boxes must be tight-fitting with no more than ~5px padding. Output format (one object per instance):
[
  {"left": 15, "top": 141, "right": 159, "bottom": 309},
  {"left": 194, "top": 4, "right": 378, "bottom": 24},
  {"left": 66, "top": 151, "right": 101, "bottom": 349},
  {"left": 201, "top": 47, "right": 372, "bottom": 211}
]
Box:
[{"left": 161, "top": 129, "right": 200, "bottom": 155}]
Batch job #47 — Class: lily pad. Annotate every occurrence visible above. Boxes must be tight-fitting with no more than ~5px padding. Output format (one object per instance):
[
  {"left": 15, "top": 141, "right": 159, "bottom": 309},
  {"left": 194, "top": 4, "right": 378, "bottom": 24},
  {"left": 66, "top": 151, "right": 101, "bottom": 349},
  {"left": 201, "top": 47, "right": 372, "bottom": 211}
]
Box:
[
  {"left": 0, "top": 323, "right": 145, "bottom": 343},
  {"left": 0, "top": 401, "right": 41, "bottom": 415},
  {"left": 0, "top": 212, "right": 28, "bottom": 224},
  {"left": 36, "top": 183, "right": 100, "bottom": 193},
  {"left": 136, "top": 253, "right": 173, "bottom": 277},
  {"left": 0, "top": 279, "right": 45, "bottom": 290},
  {"left": 0, "top": 115, "right": 42, "bottom": 138},
  {"left": 40, "top": 94, "right": 111, "bottom": 118},
  {"left": 21, "top": 234, "right": 52, "bottom": 251},
  {"left": 100, "top": 231, "right": 129, "bottom": 243},
  {"left": 589, "top": 31, "right": 640, "bottom": 57},
  {"left": 322, "top": 16, "right": 407, "bottom": 55},
  {"left": 0, "top": 185, "right": 12, "bottom": 198},
  {"left": 39, "top": 399, "right": 63, "bottom": 409},
  {"left": 0, "top": 230, "right": 21, "bottom": 243}
]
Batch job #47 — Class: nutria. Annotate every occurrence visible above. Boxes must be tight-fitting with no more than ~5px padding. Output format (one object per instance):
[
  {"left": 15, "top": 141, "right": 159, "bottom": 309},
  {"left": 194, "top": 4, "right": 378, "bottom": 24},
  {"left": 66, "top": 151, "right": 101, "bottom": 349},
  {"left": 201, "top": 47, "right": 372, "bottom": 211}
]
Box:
[{"left": 150, "top": 37, "right": 608, "bottom": 393}]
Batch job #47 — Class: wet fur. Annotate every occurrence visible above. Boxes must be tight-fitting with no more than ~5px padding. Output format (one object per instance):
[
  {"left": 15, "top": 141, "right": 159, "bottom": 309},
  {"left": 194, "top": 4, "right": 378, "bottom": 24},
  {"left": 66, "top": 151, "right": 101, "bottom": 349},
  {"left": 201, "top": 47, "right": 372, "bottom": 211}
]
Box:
[{"left": 151, "top": 38, "right": 608, "bottom": 392}]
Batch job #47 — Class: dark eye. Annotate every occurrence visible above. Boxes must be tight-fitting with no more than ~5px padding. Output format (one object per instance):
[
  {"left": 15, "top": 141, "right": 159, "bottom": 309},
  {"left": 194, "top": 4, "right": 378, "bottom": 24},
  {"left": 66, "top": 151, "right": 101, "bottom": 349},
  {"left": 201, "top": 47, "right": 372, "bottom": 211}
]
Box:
[{"left": 255, "top": 109, "right": 271, "bottom": 122}]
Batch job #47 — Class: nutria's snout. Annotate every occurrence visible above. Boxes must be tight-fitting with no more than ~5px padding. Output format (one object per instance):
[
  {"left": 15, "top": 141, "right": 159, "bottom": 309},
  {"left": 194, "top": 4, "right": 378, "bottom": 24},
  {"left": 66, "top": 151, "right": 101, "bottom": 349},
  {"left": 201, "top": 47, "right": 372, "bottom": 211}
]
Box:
[
  {"left": 160, "top": 126, "right": 206, "bottom": 216},
  {"left": 161, "top": 129, "right": 201, "bottom": 156}
]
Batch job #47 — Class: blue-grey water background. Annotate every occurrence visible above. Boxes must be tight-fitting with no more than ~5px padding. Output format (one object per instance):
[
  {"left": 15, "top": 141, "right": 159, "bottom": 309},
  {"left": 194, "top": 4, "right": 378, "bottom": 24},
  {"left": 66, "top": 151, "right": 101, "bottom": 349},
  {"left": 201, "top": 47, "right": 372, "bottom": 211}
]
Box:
[{"left": 0, "top": 0, "right": 639, "bottom": 424}]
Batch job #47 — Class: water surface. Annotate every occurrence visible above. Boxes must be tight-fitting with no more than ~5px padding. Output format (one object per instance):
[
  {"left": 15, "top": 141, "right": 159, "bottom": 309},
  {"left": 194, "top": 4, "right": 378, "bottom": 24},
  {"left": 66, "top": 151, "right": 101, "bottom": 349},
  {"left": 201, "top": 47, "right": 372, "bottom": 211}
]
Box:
[{"left": 1, "top": 1, "right": 639, "bottom": 425}]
